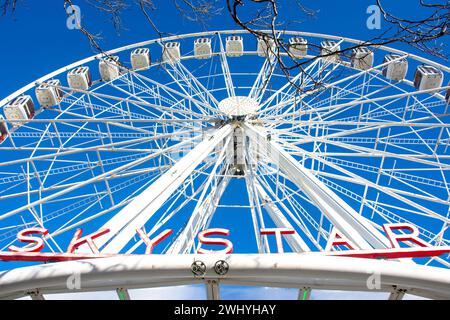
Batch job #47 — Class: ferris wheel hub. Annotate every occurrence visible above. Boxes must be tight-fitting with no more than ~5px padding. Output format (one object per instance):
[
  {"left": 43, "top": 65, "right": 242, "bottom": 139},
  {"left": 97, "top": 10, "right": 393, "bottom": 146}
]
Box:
[{"left": 218, "top": 96, "right": 259, "bottom": 117}]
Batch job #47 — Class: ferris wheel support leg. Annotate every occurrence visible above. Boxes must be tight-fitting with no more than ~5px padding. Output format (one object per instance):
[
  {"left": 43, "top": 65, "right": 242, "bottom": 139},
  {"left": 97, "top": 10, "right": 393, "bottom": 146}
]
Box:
[
  {"left": 168, "top": 136, "right": 233, "bottom": 254},
  {"left": 77, "top": 125, "right": 233, "bottom": 254},
  {"left": 244, "top": 124, "right": 390, "bottom": 250},
  {"left": 206, "top": 280, "right": 220, "bottom": 300}
]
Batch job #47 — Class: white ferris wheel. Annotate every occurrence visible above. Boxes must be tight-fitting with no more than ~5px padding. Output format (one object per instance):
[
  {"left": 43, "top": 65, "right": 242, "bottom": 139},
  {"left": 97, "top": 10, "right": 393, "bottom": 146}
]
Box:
[{"left": 0, "top": 30, "right": 449, "bottom": 300}]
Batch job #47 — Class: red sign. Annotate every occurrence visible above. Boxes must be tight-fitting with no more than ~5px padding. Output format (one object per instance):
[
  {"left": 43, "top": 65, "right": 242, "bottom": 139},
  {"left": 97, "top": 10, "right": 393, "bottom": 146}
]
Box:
[{"left": 0, "top": 223, "right": 449, "bottom": 263}]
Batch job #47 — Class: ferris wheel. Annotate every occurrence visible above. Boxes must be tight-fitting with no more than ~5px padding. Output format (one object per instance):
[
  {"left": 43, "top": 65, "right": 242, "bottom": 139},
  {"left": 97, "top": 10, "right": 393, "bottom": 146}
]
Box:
[{"left": 0, "top": 30, "right": 449, "bottom": 300}]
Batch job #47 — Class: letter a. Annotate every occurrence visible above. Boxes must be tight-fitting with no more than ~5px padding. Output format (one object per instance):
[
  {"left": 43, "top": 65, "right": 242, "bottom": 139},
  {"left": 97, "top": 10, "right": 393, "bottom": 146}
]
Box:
[
  {"left": 325, "top": 228, "right": 358, "bottom": 251},
  {"left": 366, "top": 5, "right": 381, "bottom": 30}
]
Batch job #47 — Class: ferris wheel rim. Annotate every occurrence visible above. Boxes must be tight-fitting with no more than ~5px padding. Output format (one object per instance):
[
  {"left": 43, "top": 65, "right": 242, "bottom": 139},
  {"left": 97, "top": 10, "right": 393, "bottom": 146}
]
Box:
[{"left": 1, "top": 28, "right": 449, "bottom": 108}]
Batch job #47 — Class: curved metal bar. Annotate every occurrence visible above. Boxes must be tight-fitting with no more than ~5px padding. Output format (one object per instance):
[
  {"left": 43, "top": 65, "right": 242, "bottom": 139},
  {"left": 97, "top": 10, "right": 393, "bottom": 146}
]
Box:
[
  {"left": 0, "top": 254, "right": 449, "bottom": 299},
  {"left": 1, "top": 29, "right": 449, "bottom": 107}
]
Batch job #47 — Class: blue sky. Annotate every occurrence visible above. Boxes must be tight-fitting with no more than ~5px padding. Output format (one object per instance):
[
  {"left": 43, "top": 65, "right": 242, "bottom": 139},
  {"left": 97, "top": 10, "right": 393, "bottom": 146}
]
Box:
[
  {"left": 0, "top": 0, "right": 447, "bottom": 300},
  {"left": 0, "top": 0, "right": 447, "bottom": 99}
]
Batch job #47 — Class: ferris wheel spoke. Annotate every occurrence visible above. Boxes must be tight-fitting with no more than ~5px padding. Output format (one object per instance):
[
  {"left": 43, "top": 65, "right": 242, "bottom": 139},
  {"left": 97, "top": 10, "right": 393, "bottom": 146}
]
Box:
[
  {"left": 117, "top": 66, "right": 207, "bottom": 119},
  {"left": 67, "top": 125, "right": 232, "bottom": 254},
  {"left": 254, "top": 166, "right": 327, "bottom": 250},
  {"left": 315, "top": 174, "right": 450, "bottom": 248},
  {"left": 168, "top": 135, "right": 232, "bottom": 254},
  {"left": 0, "top": 165, "right": 167, "bottom": 249},
  {"left": 172, "top": 61, "right": 221, "bottom": 109},
  {"left": 58, "top": 83, "right": 207, "bottom": 120},
  {"left": 287, "top": 126, "right": 446, "bottom": 160},
  {"left": 0, "top": 165, "right": 167, "bottom": 204},
  {"left": 259, "top": 53, "right": 407, "bottom": 117},
  {"left": 300, "top": 150, "right": 450, "bottom": 224},
  {"left": 123, "top": 68, "right": 216, "bottom": 117},
  {"left": 286, "top": 131, "right": 450, "bottom": 169},
  {"left": 44, "top": 169, "right": 164, "bottom": 241},
  {"left": 160, "top": 60, "right": 221, "bottom": 115},
  {"left": 118, "top": 73, "right": 215, "bottom": 123},
  {"left": 263, "top": 82, "right": 403, "bottom": 122},
  {"left": 0, "top": 136, "right": 198, "bottom": 222},
  {"left": 249, "top": 52, "right": 277, "bottom": 104},
  {"left": 258, "top": 58, "right": 322, "bottom": 113},
  {"left": 104, "top": 80, "right": 197, "bottom": 122},
  {"left": 250, "top": 165, "right": 312, "bottom": 252},
  {"left": 317, "top": 85, "right": 447, "bottom": 122},
  {"left": 0, "top": 133, "right": 184, "bottom": 168},
  {"left": 244, "top": 166, "right": 270, "bottom": 253},
  {"left": 70, "top": 86, "right": 166, "bottom": 121},
  {"left": 257, "top": 39, "right": 346, "bottom": 115},
  {"left": 245, "top": 123, "right": 392, "bottom": 249},
  {"left": 275, "top": 115, "right": 450, "bottom": 147},
  {"left": 312, "top": 161, "right": 449, "bottom": 211}
]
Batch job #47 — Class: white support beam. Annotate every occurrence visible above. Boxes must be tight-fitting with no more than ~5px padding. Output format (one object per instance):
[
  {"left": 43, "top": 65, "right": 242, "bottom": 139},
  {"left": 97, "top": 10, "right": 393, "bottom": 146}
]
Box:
[
  {"left": 77, "top": 125, "right": 233, "bottom": 254},
  {"left": 206, "top": 280, "right": 220, "bottom": 300},
  {"left": 244, "top": 123, "right": 391, "bottom": 250},
  {"left": 218, "top": 35, "right": 235, "bottom": 98},
  {"left": 249, "top": 53, "right": 277, "bottom": 103},
  {"left": 168, "top": 136, "right": 232, "bottom": 254},
  {"left": 245, "top": 172, "right": 269, "bottom": 253}
]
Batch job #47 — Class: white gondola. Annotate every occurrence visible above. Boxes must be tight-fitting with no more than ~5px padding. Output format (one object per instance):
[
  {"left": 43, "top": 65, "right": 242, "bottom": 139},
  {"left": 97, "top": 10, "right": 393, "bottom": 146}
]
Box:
[
  {"left": 288, "top": 37, "right": 308, "bottom": 59},
  {"left": 257, "top": 37, "right": 276, "bottom": 57},
  {"left": 99, "top": 56, "right": 120, "bottom": 82},
  {"left": 67, "top": 66, "right": 92, "bottom": 91},
  {"left": 351, "top": 47, "right": 374, "bottom": 71},
  {"left": 162, "top": 42, "right": 181, "bottom": 64},
  {"left": 0, "top": 116, "right": 7, "bottom": 144},
  {"left": 131, "top": 48, "right": 151, "bottom": 70},
  {"left": 413, "top": 65, "right": 443, "bottom": 91},
  {"left": 226, "top": 36, "right": 243, "bottom": 57},
  {"left": 382, "top": 54, "right": 408, "bottom": 81},
  {"left": 35, "top": 79, "right": 63, "bottom": 107},
  {"left": 320, "top": 40, "right": 340, "bottom": 63},
  {"left": 194, "top": 38, "right": 212, "bottom": 59},
  {"left": 3, "top": 95, "right": 35, "bottom": 127}
]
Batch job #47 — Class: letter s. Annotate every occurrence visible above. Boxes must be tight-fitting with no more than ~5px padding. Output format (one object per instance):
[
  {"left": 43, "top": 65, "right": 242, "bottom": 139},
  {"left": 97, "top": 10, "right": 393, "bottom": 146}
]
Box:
[
  {"left": 197, "top": 228, "right": 233, "bottom": 254},
  {"left": 9, "top": 228, "right": 49, "bottom": 253}
]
